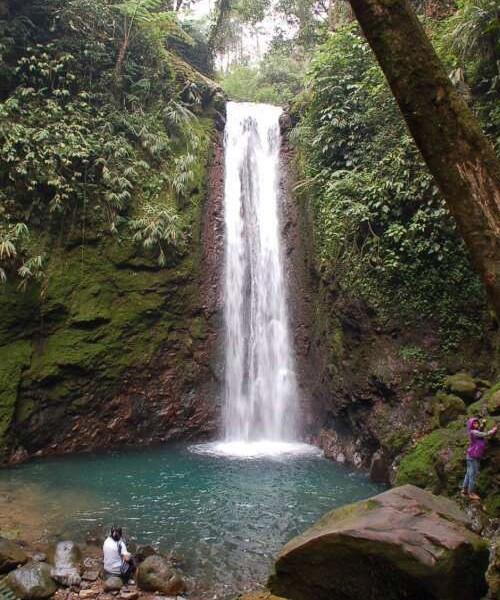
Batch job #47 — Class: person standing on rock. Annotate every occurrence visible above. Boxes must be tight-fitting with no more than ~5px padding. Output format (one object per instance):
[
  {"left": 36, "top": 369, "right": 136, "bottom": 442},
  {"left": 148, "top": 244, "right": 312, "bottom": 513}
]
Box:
[
  {"left": 103, "top": 526, "right": 136, "bottom": 584},
  {"left": 461, "top": 417, "right": 497, "bottom": 501}
]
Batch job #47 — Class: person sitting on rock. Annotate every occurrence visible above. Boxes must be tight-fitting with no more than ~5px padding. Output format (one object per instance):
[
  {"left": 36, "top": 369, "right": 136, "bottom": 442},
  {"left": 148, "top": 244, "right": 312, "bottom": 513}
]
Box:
[
  {"left": 461, "top": 417, "right": 497, "bottom": 501},
  {"left": 103, "top": 526, "right": 136, "bottom": 584}
]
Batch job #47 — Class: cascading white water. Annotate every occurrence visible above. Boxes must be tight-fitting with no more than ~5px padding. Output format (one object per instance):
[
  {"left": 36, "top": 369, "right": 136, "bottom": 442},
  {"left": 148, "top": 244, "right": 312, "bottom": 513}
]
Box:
[{"left": 222, "top": 101, "right": 299, "bottom": 448}]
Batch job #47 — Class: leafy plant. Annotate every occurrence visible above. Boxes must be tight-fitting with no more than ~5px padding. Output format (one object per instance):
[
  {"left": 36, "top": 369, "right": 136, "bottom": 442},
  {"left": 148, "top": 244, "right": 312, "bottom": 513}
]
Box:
[
  {"left": 295, "top": 26, "right": 488, "bottom": 344},
  {"left": 130, "top": 203, "right": 186, "bottom": 265}
]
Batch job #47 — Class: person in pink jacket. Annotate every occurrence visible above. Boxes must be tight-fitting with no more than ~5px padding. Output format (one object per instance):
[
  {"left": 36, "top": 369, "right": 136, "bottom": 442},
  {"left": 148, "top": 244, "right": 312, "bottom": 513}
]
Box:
[{"left": 461, "top": 417, "right": 497, "bottom": 501}]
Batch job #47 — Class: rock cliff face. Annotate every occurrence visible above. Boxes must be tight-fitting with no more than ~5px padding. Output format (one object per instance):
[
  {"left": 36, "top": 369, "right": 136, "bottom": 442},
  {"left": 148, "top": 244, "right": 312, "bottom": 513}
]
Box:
[
  {"left": 279, "top": 119, "right": 499, "bottom": 516},
  {"left": 0, "top": 125, "right": 226, "bottom": 464}
]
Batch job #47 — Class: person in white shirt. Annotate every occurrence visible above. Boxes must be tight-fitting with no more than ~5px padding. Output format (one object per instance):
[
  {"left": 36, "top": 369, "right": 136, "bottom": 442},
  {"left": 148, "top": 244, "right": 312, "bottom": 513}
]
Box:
[{"left": 103, "top": 526, "right": 135, "bottom": 583}]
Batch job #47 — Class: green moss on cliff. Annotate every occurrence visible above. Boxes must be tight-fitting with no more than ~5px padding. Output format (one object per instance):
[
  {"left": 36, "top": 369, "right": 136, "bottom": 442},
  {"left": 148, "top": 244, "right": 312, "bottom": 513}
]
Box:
[
  {"left": 396, "top": 382, "right": 500, "bottom": 517},
  {"left": 0, "top": 114, "right": 215, "bottom": 455},
  {"left": 395, "top": 429, "right": 463, "bottom": 490},
  {"left": 0, "top": 340, "right": 32, "bottom": 450}
]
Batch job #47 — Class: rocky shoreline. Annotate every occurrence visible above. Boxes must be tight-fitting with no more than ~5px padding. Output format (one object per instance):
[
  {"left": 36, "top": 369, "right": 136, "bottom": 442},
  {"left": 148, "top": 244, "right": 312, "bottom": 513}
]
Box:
[
  {"left": 1, "top": 486, "right": 498, "bottom": 600},
  {"left": 0, "top": 537, "right": 190, "bottom": 600}
]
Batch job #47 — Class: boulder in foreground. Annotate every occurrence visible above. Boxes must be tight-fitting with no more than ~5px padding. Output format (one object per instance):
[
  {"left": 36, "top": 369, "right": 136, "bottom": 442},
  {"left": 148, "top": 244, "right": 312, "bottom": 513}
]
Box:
[
  {"left": 268, "top": 484, "right": 489, "bottom": 600},
  {"left": 136, "top": 555, "right": 186, "bottom": 595},
  {"left": 6, "top": 562, "right": 57, "bottom": 599}
]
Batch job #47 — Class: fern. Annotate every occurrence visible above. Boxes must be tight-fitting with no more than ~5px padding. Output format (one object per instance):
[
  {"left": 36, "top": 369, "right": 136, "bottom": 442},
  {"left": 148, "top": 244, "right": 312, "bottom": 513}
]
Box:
[
  {"left": 130, "top": 203, "right": 185, "bottom": 266},
  {"left": 113, "top": 0, "right": 165, "bottom": 23}
]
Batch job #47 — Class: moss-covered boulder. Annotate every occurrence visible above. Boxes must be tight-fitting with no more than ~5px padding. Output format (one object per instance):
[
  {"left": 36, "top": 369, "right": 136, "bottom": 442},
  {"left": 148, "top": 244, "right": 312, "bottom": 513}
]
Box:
[
  {"left": 136, "top": 555, "right": 186, "bottom": 595},
  {"left": 443, "top": 372, "right": 477, "bottom": 402},
  {"left": 486, "top": 384, "right": 500, "bottom": 416},
  {"left": 395, "top": 427, "right": 466, "bottom": 493},
  {"left": 395, "top": 409, "right": 499, "bottom": 517},
  {"left": 0, "top": 537, "right": 28, "bottom": 574},
  {"left": 6, "top": 562, "right": 57, "bottom": 599},
  {"left": 433, "top": 392, "right": 466, "bottom": 427},
  {"left": 268, "top": 485, "right": 489, "bottom": 600}
]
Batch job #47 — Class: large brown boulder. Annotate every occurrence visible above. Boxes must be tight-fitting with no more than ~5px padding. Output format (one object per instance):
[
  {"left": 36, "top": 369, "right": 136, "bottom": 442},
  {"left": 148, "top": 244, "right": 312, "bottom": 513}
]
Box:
[
  {"left": 0, "top": 537, "right": 28, "bottom": 574},
  {"left": 268, "top": 485, "right": 489, "bottom": 600},
  {"left": 136, "top": 555, "right": 186, "bottom": 595}
]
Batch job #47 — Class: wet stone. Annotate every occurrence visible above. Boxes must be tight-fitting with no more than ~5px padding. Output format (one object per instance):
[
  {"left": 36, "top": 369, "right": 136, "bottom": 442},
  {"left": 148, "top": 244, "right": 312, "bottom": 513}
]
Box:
[
  {"left": 103, "top": 577, "right": 124, "bottom": 592},
  {"left": 6, "top": 561, "right": 57, "bottom": 599},
  {"left": 0, "top": 537, "right": 28, "bottom": 574},
  {"left": 79, "top": 590, "right": 99, "bottom": 599}
]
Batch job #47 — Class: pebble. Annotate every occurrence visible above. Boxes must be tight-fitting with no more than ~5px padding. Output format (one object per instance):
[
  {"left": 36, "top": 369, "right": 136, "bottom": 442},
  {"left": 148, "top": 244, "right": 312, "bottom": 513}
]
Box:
[
  {"left": 79, "top": 590, "right": 99, "bottom": 599},
  {"left": 120, "top": 591, "right": 138, "bottom": 600}
]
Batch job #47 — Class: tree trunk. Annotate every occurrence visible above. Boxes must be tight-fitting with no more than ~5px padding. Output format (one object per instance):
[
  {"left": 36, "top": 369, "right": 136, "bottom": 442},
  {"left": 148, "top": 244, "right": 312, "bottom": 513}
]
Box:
[
  {"left": 348, "top": 0, "right": 500, "bottom": 317},
  {"left": 208, "top": 0, "right": 232, "bottom": 58},
  {"left": 0, "top": 0, "right": 9, "bottom": 17}
]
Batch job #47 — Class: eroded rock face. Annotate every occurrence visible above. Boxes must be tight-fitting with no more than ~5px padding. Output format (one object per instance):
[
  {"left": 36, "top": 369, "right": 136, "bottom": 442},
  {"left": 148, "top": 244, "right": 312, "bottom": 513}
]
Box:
[
  {"left": 0, "top": 537, "right": 28, "bottom": 573},
  {"left": 136, "top": 555, "right": 186, "bottom": 595},
  {"left": 268, "top": 485, "right": 489, "bottom": 600},
  {"left": 6, "top": 562, "right": 57, "bottom": 599}
]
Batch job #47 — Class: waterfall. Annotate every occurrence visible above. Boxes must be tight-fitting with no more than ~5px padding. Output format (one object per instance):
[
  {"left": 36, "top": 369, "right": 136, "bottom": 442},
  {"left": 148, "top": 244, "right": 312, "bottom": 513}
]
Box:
[{"left": 222, "top": 102, "right": 299, "bottom": 445}]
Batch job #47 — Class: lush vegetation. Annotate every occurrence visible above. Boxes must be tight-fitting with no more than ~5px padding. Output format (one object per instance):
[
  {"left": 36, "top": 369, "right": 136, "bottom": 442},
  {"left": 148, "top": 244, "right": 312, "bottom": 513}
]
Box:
[
  {"left": 215, "top": 0, "right": 498, "bottom": 344},
  {"left": 293, "top": 22, "right": 495, "bottom": 342},
  {"left": 0, "top": 0, "right": 217, "bottom": 286}
]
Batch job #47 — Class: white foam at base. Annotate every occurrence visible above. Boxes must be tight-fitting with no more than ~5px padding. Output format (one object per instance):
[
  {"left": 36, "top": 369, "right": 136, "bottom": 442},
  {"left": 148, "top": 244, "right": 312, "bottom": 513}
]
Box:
[{"left": 190, "top": 441, "right": 322, "bottom": 459}]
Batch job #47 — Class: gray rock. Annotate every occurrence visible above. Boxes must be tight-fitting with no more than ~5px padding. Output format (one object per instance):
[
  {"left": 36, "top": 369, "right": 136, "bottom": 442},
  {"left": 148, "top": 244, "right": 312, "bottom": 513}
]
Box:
[
  {"left": 137, "top": 556, "right": 186, "bottom": 595},
  {"left": 6, "top": 562, "right": 57, "bottom": 599},
  {"left": 82, "top": 570, "right": 100, "bottom": 582},
  {"left": 104, "top": 577, "right": 124, "bottom": 592},
  {"left": 0, "top": 537, "right": 28, "bottom": 574},
  {"left": 50, "top": 540, "right": 82, "bottom": 587},
  {"left": 369, "top": 449, "right": 390, "bottom": 483},
  {"left": 31, "top": 554, "right": 47, "bottom": 563},
  {"left": 268, "top": 484, "right": 489, "bottom": 600}
]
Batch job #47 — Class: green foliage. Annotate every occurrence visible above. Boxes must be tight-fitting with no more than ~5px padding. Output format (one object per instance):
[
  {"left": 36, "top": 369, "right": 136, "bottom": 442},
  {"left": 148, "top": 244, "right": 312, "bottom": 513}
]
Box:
[
  {"left": 295, "top": 26, "right": 488, "bottom": 343},
  {"left": 448, "top": 0, "right": 499, "bottom": 80},
  {"left": 130, "top": 204, "right": 185, "bottom": 266},
  {"left": 0, "top": 0, "right": 214, "bottom": 286},
  {"left": 220, "top": 49, "right": 306, "bottom": 104}
]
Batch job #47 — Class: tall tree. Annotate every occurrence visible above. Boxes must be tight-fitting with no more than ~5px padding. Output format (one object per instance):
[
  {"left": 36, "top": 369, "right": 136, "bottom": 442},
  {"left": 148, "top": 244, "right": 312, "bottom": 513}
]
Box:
[{"left": 348, "top": 0, "right": 500, "bottom": 317}]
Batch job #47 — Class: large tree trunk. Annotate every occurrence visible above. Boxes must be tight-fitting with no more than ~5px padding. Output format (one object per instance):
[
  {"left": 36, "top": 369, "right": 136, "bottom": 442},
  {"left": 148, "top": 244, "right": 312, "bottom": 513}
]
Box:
[
  {"left": 208, "top": 0, "right": 232, "bottom": 59},
  {"left": 348, "top": 0, "right": 500, "bottom": 317}
]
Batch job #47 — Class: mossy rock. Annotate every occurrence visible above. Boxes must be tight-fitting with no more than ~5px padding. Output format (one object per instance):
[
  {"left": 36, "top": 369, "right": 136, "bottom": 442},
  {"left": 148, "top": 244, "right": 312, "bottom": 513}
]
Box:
[
  {"left": 443, "top": 372, "right": 477, "bottom": 403},
  {"left": 396, "top": 420, "right": 499, "bottom": 517},
  {"left": 485, "top": 382, "right": 500, "bottom": 415},
  {"left": 395, "top": 428, "right": 467, "bottom": 494},
  {"left": 434, "top": 392, "right": 466, "bottom": 427},
  {"left": 483, "top": 492, "right": 500, "bottom": 519},
  {"left": 380, "top": 429, "right": 412, "bottom": 455},
  {"left": 268, "top": 485, "right": 489, "bottom": 600},
  {"left": 0, "top": 340, "right": 32, "bottom": 450}
]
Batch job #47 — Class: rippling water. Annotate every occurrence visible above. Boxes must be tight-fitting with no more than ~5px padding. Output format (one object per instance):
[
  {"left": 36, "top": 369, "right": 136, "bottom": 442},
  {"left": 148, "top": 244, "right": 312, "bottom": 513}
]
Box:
[{"left": 0, "top": 445, "right": 382, "bottom": 598}]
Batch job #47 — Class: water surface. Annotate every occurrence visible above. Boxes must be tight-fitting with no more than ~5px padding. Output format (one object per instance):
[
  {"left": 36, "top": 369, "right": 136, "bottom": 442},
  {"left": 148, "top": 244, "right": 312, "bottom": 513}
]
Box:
[{"left": 0, "top": 445, "right": 382, "bottom": 598}]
